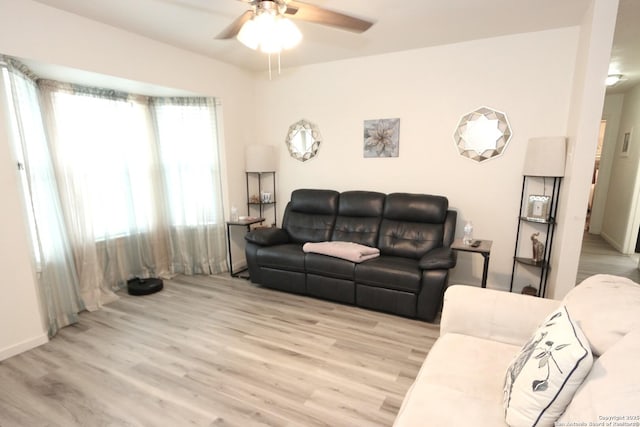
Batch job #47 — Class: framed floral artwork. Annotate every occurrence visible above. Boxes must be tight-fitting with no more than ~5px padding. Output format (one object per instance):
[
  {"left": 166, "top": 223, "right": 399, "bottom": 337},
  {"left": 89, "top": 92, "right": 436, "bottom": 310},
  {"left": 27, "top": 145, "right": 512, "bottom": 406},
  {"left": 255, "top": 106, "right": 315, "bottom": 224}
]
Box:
[{"left": 364, "top": 118, "right": 400, "bottom": 157}]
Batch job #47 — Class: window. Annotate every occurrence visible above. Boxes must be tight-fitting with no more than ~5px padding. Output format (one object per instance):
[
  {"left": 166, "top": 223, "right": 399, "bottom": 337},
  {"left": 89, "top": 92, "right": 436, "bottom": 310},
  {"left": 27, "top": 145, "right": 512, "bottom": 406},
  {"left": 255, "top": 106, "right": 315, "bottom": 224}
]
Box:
[
  {"left": 152, "top": 99, "right": 222, "bottom": 227},
  {"left": 2, "top": 55, "right": 227, "bottom": 314},
  {"left": 50, "top": 91, "right": 157, "bottom": 239},
  {"left": 48, "top": 92, "right": 222, "bottom": 237}
]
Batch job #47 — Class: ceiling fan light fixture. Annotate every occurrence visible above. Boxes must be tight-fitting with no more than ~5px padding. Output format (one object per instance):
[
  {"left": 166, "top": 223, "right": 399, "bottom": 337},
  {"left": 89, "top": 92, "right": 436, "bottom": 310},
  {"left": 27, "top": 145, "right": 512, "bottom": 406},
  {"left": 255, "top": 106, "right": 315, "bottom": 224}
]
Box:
[
  {"left": 256, "top": 12, "right": 282, "bottom": 53},
  {"left": 237, "top": 19, "right": 259, "bottom": 50},
  {"left": 276, "top": 17, "right": 302, "bottom": 50},
  {"left": 236, "top": 4, "right": 301, "bottom": 54}
]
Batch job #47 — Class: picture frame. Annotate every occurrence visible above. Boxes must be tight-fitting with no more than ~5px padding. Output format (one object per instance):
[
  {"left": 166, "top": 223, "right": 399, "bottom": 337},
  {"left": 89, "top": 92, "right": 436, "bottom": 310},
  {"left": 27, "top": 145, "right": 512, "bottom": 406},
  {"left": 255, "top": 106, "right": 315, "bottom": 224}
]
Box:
[
  {"left": 526, "top": 194, "right": 551, "bottom": 222},
  {"left": 363, "top": 118, "right": 400, "bottom": 158}
]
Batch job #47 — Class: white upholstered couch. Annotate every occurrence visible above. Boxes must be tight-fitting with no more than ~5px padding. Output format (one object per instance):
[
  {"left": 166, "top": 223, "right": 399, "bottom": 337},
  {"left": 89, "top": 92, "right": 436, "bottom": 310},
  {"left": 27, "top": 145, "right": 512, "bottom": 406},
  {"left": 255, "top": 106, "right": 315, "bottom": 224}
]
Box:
[{"left": 394, "top": 274, "right": 640, "bottom": 427}]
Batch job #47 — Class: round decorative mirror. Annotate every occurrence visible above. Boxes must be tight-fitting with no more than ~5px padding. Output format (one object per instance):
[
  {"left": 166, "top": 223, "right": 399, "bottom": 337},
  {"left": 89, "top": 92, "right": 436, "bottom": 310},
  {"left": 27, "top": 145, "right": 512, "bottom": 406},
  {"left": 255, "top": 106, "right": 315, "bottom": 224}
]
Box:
[
  {"left": 286, "top": 119, "right": 321, "bottom": 162},
  {"left": 453, "top": 106, "right": 512, "bottom": 162}
]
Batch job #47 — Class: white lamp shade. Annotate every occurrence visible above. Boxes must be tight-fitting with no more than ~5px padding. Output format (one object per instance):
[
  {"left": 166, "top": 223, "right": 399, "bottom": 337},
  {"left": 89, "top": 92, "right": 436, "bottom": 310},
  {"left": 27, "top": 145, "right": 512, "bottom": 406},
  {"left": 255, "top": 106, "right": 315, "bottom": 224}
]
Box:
[
  {"left": 237, "top": 19, "right": 259, "bottom": 50},
  {"left": 245, "top": 145, "right": 277, "bottom": 172},
  {"left": 236, "top": 14, "right": 301, "bottom": 54},
  {"left": 276, "top": 17, "right": 302, "bottom": 50},
  {"left": 523, "top": 137, "right": 567, "bottom": 177}
]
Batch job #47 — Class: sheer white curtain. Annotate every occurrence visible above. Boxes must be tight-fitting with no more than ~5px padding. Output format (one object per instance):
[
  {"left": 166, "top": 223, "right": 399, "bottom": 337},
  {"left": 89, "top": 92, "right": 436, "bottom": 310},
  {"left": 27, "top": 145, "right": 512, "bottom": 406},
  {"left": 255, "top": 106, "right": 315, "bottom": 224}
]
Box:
[
  {"left": 2, "top": 57, "right": 227, "bottom": 318},
  {"left": 151, "top": 97, "right": 227, "bottom": 275},
  {"left": 38, "top": 81, "right": 172, "bottom": 310},
  {"left": 0, "top": 58, "right": 84, "bottom": 336}
]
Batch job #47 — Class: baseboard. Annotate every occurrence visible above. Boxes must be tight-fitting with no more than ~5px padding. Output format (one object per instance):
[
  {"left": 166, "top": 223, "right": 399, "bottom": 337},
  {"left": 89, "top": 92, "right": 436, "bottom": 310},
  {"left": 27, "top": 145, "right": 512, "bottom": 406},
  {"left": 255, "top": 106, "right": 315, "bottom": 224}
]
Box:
[
  {"left": 0, "top": 333, "right": 48, "bottom": 362},
  {"left": 600, "top": 231, "right": 624, "bottom": 253},
  {"left": 232, "top": 259, "right": 247, "bottom": 273}
]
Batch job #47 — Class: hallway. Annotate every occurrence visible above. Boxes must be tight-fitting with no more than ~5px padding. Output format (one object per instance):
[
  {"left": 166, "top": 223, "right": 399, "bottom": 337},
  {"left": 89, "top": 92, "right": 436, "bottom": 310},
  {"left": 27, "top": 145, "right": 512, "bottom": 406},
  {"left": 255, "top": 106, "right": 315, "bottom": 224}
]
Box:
[{"left": 577, "top": 232, "right": 640, "bottom": 284}]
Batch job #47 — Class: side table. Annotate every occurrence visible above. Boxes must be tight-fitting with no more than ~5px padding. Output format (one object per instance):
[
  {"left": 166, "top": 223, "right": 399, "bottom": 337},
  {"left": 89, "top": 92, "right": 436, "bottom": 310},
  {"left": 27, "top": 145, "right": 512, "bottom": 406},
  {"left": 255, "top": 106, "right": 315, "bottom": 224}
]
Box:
[
  {"left": 451, "top": 238, "right": 493, "bottom": 288},
  {"left": 226, "top": 217, "right": 264, "bottom": 277}
]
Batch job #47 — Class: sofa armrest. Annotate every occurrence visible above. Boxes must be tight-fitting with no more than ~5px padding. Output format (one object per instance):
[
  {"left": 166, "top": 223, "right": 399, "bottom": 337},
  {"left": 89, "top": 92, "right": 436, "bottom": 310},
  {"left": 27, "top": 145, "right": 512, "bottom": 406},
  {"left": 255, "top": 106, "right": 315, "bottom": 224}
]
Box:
[
  {"left": 440, "top": 285, "right": 561, "bottom": 346},
  {"left": 245, "top": 227, "right": 290, "bottom": 246},
  {"left": 419, "top": 247, "right": 457, "bottom": 270}
]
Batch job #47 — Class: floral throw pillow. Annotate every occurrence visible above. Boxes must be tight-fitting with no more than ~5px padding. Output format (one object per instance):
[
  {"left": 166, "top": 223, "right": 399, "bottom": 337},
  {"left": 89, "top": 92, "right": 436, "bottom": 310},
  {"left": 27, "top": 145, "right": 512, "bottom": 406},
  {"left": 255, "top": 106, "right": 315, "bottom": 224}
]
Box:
[{"left": 503, "top": 306, "right": 593, "bottom": 427}]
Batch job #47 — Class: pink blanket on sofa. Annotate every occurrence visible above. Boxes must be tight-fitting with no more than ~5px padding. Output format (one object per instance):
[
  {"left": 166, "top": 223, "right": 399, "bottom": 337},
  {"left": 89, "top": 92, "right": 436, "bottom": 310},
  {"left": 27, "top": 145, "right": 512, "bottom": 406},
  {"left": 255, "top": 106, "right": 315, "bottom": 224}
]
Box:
[{"left": 302, "top": 241, "right": 380, "bottom": 263}]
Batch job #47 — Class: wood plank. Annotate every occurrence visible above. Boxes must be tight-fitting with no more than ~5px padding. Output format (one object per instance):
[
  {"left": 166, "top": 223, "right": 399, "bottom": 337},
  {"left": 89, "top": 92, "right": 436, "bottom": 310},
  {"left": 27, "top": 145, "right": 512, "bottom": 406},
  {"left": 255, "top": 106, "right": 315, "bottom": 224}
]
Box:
[
  {"left": 577, "top": 232, "right": 640, "bottom": 284},
  {"left": 0, "top": 274, "right": 438, "bottom": 426}
]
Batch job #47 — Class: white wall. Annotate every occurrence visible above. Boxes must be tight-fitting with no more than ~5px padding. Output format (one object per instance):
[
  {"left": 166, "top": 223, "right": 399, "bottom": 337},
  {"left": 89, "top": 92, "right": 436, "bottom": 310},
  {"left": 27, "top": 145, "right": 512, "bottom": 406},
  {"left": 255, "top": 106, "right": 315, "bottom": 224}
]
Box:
[
  {"left": 549, "top": 0, "right": 619, "bottom": 299},
  {"left": 0, "top": 0, "right": 255, "bottom": 356},
  {"left": 601, "top": 84, "right": 640, "bottom": 252},
  {"left": 253, "top": 28, "right": 580, "bottom": 290},
  {"left": 590, "top": 93, "right": 625, "bottom": 235}
]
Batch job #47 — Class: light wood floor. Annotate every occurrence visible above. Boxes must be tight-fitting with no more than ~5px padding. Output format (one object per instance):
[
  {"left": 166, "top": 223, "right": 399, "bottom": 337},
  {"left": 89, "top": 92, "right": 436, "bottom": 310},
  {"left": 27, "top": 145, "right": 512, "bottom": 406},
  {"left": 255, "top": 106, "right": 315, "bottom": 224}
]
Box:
[
  {"left": 0, "top": 274, "right": 438, "bottom": 427},
  {"left": 577, "top": 232, "right": 640, "bottom": 284}
]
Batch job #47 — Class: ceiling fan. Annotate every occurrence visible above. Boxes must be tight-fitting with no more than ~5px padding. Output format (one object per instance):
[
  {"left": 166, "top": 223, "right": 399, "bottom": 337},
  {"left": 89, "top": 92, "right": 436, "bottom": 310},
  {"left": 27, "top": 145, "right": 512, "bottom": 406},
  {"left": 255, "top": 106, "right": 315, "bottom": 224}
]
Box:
[{"left": 215, "top": 0, "right": 374, "bottom": 40}]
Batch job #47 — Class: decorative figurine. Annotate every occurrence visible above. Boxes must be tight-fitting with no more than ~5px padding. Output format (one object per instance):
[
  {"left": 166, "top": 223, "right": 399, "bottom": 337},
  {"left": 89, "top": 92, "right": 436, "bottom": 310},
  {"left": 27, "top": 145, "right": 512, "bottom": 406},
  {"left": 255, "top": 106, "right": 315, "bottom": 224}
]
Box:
[{"left": 531, "top": 232, "right": 545, "bottom": 262}]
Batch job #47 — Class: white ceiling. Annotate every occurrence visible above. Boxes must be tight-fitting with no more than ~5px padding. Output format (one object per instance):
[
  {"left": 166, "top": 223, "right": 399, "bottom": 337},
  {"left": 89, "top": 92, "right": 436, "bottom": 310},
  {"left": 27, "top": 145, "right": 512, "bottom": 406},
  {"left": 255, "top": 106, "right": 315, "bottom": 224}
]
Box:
[
  {"left": 25, "top": 0, "right": 640, "bottom": 93},
  {"left": 607, "top": 0, "right": 640, "bottom": 93}
]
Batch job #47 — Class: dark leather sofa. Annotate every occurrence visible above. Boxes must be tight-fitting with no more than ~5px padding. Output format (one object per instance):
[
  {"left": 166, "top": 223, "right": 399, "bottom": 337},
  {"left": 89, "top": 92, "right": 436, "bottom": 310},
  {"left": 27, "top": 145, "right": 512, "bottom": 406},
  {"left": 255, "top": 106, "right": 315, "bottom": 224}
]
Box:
[{"left": 244, "top": 189, "right": 457, "bottom": 321}]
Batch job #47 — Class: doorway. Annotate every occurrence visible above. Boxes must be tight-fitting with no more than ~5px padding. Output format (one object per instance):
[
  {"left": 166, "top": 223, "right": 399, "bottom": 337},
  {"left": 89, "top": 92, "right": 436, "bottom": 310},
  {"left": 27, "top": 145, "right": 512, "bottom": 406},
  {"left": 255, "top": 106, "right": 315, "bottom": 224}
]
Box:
[
  {"left": 578, "top": 92, "right": 640, "bottom": 283},
  {"left": 585, "top": 120, "right": 606, "bottom": 231}
]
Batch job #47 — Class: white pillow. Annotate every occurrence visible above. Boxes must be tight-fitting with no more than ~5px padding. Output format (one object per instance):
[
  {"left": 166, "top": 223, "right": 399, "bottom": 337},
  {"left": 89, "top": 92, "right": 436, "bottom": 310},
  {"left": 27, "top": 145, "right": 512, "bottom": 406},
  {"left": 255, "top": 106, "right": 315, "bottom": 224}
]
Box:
[
  {"left": 558, "top": 329, "right": 640, "bottom": 424},
  {"left": 563, "top": 274, "right": 640, "bottom": 356},
  {"left": 504, "top": 306, "right": 593, "bottom": 427}
]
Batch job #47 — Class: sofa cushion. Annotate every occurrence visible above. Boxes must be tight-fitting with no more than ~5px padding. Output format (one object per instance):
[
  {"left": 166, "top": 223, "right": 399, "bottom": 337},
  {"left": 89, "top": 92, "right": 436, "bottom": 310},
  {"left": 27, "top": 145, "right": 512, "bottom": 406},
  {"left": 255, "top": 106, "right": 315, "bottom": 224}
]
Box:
[
  {"left": 378, "top": 221, "right": 444, "bottom": 259},
  {"left": 378, "top": 193, "right": 448, "bottom": 259},
  {"left": 332, "top": 217, "right": 382, "bottom": 247},
  {"left": 256, "top": 243, "right": 305, "bottom": 272},
  {"left": 394, "top": 333, "right": 519, "bottom": 427},
  {"left": 355, "top": 256, "right": 421, "bottom": 293},
  {"left": 504, "top": 306, "right": 593, "bottom": 427},
  {"left": 557, "top": 328, "right": 640, "bottom": 425},
  {"left": 441, "top": 285, "right": 561, "bottom": 347},
  {"left": 337, "top": 191, "right": 385, "bottom": 216},
  {"left": 284, "top": 211, "right": 337, "bottom": 243},
  {"left": 305, "top": 252, "right": 356, "bottom": 280},
  {"left": 562, "top": 274, "right": 640, "bottom": 356},
  {"left": 283, "top": 189, "right": 339, "bottom": 243},
  {"left": 384, "top": 193, "right": 448, "bottom": 223},
  {"left": 289, "top": 189, "right": 339, "bottom": 214},
  {"left": 331, "top": 191, "right": 385, "bottom": 246}
]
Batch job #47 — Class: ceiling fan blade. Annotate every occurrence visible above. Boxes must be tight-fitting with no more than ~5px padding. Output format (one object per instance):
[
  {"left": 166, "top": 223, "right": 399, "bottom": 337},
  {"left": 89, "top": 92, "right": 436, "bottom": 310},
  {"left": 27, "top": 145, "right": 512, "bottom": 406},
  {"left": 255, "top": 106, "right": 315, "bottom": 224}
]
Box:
[
  {"left": 215, "top": 9, "right": 254, "bottom": 39},
  {"left": 284, "top": 0, "right": 373, "bottom": 33}
]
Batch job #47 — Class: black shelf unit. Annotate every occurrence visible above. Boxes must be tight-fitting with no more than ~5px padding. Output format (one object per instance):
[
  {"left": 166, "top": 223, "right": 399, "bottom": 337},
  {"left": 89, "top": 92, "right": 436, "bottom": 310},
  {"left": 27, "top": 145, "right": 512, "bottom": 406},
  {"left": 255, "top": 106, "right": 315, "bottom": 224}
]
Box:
[
  {"left": 509, "top": 175, "right": 562, "bottom": 297},
  {"left": 245, "top": 171, "right": 277, "bottom": 227}
]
